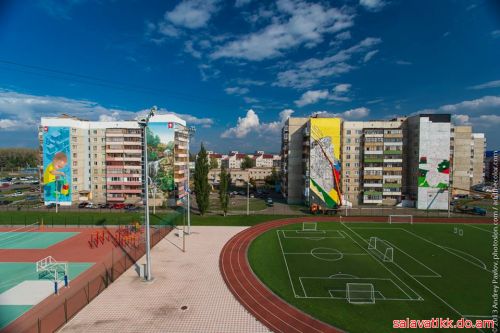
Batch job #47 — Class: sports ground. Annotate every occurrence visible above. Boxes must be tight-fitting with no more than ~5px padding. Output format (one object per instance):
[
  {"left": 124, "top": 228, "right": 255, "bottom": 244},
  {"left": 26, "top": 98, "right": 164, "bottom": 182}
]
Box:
[
  {"left": 0, "top": 221, "right": 169, "bottom": 333},
  {"left": 221, "top": 216, "right": 495, "bottom": 333}
]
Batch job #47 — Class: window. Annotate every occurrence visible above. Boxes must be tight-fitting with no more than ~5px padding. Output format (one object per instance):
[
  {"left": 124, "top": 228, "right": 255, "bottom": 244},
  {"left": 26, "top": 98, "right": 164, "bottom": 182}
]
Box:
[
  {"left": 73, "top": 177, "right": 78, "bottom": 181},
  {"left": 73, "top": 161, "right": 77, "bottom": 166},
  {"left": 346, "top": 146, "right": 351, "bottom": 151},
  {"left": 72, "top": 128, "right": 76, "bottom": 133},
  {"left": 93, "top": 130, "right": 97, "bottom": 134},
  {"left": 93, "top": 138, "right": 97, "bottom": 142},
  {"left": 73, "top": 185, "right": 78, "bottom": 190},
  {"left": 73, "top": 153, "right": 77, "bottom": 158},
  {"left": 346, "top": 162, "right": 350, "bottom": 167},
  {"left": 346, "top": 154, "right": 351, "bottom": 159},
  {"left": 93, "top": 146, "right": 97, "bottom": 150},
  {"left": 95, "top": 185, "right": 98, "bottom": 189},
  {"left": 346, "top": 130, "right": 351, "bottom": 134},
  {"left": 346, "top": 138, "right": 351, "bottom": 143}
]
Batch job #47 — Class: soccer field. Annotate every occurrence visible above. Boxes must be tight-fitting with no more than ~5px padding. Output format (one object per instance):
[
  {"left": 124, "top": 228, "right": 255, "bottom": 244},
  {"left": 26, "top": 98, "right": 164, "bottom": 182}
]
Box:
[{"left": 248, "top": 221, "right": 495, "bottom": 333}]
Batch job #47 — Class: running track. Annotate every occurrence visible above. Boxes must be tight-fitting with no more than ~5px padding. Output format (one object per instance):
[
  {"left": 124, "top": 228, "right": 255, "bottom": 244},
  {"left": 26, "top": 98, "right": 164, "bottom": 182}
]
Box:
[{"left": 219, "top": 216, "right": 491, "bottom": 333}]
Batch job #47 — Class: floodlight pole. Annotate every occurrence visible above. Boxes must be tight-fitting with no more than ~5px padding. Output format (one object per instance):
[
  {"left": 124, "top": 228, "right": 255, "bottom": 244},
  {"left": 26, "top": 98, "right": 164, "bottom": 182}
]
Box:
[
  {"left": 247, "top": 178, "right": 250, "bottom": 216},
  {"left": 139, "top": 106, "right": 157, "bottom": 281},
  {"left": 186, "top": 126, "right": 196, "bottom": 235}
]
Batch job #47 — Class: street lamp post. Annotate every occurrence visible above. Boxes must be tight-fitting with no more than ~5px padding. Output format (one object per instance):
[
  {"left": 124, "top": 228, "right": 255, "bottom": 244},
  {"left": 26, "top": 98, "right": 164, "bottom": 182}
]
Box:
[{"left": 138, "top": 106, "right": 157, "bottom": 281}]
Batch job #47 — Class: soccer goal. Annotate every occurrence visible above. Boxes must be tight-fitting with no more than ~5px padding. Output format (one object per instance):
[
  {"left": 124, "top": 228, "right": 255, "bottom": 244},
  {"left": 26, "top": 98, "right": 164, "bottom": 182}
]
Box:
[
  {"left": 368, "top": 237, "right": 394, "bottom": 262},
  {"left": 388, "top": 215, "right": 413, "bottom": 224},
  {"left": 302, "top": 222, "right": 317, "bottom": 231},
  {"left": 346, "top": 283, "right": 375, "bottom": 304}
]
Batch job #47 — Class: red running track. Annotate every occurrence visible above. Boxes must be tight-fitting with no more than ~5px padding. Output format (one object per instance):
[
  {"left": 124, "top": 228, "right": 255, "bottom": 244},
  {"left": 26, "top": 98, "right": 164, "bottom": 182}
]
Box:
[{"left": 219, "top": 216, "right": 491, "bottom": 333}]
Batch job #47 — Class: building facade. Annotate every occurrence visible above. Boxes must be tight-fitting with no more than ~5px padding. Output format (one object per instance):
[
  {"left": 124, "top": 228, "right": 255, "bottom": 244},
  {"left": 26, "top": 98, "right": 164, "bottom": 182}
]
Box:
[
  {"left": 40, "top": 114, "right": 188, "bottom": 206},
  {"left": 281, "top": 114, "right": 485, "bottom": 210}
]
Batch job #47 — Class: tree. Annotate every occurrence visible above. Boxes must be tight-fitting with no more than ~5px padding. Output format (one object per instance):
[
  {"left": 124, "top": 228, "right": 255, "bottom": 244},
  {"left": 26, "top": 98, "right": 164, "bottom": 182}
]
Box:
[
  {"left": 219, "top": 166, "right": 231, "bottom": 216},
  {"left": 241, "top": 155, "right": 254, "bottom": 170},
  {"left": 194, "top": 143, "right": 210, "bottom": 215},
  {"left": 209, "top": 157, "right": 219, "bottom": 170}
]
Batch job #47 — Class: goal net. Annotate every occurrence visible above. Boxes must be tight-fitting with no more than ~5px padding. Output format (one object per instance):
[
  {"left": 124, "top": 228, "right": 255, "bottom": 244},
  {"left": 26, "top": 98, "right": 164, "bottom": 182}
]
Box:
[
  {"left": 302, "top": 222, "right": 317, "bottom": 231},
  {"left": 388, "top": 215, "right": 413, "bottom": 224},
  {"left": 346, "top": 283, "right": 375, "bottom": 304},
  {"left": 368, "top": 237, "right": 394, "bottom": 262}
]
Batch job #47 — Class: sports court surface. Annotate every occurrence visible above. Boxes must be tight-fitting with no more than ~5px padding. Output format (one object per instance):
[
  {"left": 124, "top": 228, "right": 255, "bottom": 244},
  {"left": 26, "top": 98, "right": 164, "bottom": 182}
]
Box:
[
  {"left": 221, "top": 216, "right": 495, "bottom": 333},
  {"left": 0, "top": 224, "right": 107, "bottom": 331}
]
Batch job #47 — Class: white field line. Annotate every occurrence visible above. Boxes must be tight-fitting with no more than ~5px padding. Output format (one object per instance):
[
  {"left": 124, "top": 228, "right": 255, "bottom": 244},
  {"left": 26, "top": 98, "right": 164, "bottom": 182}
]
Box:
[
  {"left": 400, "top": 228, "right": 492, "bottom": 273},
  {"left": 462, "top": 223, "right": 493, "bottom": 234},
  {"left": 338, "top": 227, "right": 418, "bottom": 301},
  {"left": 343, "top": 223, "right": 473, "bottom": 324},
  {"left": 276, "top": 230, "right": 300, "bottom": 297},
  {"left": 383, "top": 240, "right": 442, "bottom": 278},
  {"left": 440, "top": 246, "right": 488, "bottom": 270},
  {"left": 349, "top": 226, "right": 492, "bottom": 273}
]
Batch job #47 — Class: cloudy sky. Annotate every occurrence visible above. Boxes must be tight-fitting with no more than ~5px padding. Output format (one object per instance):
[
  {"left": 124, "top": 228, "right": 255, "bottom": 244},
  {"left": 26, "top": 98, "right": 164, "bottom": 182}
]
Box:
[{"left": 0, "top": 0, "right": 499, "bottom": 152}]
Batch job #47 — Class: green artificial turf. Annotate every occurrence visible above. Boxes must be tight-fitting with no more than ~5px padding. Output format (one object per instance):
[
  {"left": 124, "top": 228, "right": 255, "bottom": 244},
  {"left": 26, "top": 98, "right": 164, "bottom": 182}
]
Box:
[{"left": 248, "top": 221, "right": 495, "bottom": 333}]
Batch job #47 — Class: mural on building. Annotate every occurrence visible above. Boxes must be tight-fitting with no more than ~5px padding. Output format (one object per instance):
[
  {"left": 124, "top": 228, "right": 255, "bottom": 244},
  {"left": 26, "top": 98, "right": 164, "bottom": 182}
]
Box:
[
  {"left": 147, "top": 122, "right": 175, "bottom": 205},
  {"left": 42, "top": 126, "right": 71, "bottom": 205},
  {"left": 309, "top": 118, "right": 342, "bottom": 208},
  {"left": 416, "top": 118, "right": 451, "bottom": 210}
]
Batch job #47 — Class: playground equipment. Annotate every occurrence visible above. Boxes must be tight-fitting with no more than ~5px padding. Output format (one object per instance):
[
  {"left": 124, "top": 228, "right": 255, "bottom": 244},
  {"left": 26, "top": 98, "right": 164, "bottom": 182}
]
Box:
[
  {"left": 36, "top": 256, "right": 69, "bottom": 294},
  {"left": 89, "top": 223, "right": 143, "bottom": 249}
]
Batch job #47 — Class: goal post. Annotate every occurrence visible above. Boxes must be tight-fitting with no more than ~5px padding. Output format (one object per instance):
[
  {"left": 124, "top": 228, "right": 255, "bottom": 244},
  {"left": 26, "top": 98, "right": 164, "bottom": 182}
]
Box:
[
  {"left": 388, "top": 215, "right": 413, "bottom": 224},
  {"left": 302, "top": 222, "right": 317, "bottom": 231},
  {"left": 367, "top": 237, "right": 394, "bottom": 262},
  {"left": 346, "top": 283, "right": 375, "bottom": 304}
]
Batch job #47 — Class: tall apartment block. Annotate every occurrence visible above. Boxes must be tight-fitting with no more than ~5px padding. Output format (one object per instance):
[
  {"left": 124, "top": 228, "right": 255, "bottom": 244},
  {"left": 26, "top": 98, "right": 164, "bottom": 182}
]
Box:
[
  {"left": 281, "top": 117, "right": 309, "bottom": 204},
  {"left": 342, "top": 119, "right": 406, "bottom": 206},
  {"left": 451, "top": 127, "right": 486, "bottom": 194},
  {"left": 40, "top": 114, "right": 188, "bottom": 206},
  {"left": 281, "top": 114, "right": 485, "bottom": 210}
]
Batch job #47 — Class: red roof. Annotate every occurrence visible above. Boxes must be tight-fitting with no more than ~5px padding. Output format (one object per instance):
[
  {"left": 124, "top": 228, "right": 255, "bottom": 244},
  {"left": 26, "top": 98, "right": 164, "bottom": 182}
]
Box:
[
  {"left": 262, "top": 154, "right": 274, "bottom": 159},
  {"left": 209, "top": 153, "right": 223, "bottom": 158}
]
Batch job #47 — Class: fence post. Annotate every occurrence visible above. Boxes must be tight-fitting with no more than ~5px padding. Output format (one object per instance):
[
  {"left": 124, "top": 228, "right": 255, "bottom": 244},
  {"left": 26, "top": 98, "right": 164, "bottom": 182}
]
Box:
[{"left": 64, "top": 298, "right": 68, "bottom": 322}]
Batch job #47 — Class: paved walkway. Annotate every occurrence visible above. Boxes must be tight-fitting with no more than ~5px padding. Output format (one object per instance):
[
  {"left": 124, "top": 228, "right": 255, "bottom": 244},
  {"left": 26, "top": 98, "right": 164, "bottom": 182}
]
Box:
[{"left": 60, "top": 226, "right": 269, "bottom": 333}]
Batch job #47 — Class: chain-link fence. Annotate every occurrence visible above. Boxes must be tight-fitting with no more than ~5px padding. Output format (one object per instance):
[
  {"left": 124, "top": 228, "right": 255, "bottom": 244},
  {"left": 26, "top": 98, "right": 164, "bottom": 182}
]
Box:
[{"left": 4, "top": 208, "right": 185, "bottom": 333}]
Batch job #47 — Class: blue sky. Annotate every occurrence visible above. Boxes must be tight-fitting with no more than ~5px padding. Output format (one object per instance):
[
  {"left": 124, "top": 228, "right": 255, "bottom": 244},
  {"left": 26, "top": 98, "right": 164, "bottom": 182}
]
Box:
[{"left": 0, "top": 0, "right": 499, "bottom": 152}]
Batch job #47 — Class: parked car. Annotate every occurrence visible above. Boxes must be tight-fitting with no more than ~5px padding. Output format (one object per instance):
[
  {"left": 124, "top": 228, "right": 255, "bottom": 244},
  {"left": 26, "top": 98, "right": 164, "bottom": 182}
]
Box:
[
  {"left": 86, "top": 203, "right": 97, "bottom": 209},
  {"left": 98, "top": 203, "right": 111, "bottom": 209},
  {"left": 125, "top": 204, "right": 139, "bottom": 211},
  {"left": 78, "top": 202, "right": 88, "bottom": 208},
  {"left": 113, "top": 203, "right": 125, "bottom": 209},
  {"left": 266, "top": 197, "right": 273, "bottom": 206},
  {"left": 0, "top": 200, "right": 10, "bottom": 205},
  {"left": 46, "top": 203, "right": 60, "bottom": 209}
]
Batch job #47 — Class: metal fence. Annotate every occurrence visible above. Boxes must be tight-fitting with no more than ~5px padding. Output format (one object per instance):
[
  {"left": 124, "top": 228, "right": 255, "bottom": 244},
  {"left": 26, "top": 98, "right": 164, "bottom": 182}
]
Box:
[{"left": 3, "top": 211, "right": 184, "bottom": 333}]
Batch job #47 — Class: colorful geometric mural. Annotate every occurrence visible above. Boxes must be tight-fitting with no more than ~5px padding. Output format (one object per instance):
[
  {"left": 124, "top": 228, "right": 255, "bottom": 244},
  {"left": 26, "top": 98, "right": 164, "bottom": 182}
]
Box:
[
  {"left": 147, "top": 122, "right": 176, "bottom": 205},
  {"left": 42, "top": 126, "right": 71, "bottom": 205},
  {"left": 309, "top": 118, "right": 342, "bottom": 208}
]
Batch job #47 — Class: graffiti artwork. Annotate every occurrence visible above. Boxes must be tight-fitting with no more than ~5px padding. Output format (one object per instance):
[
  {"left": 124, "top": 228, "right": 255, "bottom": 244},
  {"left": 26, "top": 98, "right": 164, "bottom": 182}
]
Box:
[
  {"left": 42, "top": 126, "right": 72, "bottom": 205},
  {"left": 147, "top": 122, "right": 176, "bottom": 205},
  {"left": 309, "top": 118, "right": 342, "bottom": 208}
]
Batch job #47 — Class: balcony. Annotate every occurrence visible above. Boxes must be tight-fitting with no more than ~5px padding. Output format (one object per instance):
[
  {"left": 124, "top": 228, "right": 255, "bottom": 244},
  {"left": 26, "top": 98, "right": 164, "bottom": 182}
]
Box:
[
  {"left": 383, "top": 183, "right": 401, "bottom": 188},
  {"left": 364, "top": 158, "right": 383, "bottom": 163},
  {"left": 383, "top": 150, "right": 402, "bottom": 155},
  {"left": 363, "top": 183, "right": 383, "bottom": 187}
]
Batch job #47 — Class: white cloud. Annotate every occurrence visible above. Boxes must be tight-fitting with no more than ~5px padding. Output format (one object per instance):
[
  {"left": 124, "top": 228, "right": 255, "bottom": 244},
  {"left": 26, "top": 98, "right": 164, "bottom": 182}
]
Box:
[
  {"left": 184, "top": 40, "right": 202, "bottom": 59},
  {"left": 436, "top": 96, "right": 500, "bottom": 114},
  {"left": 236, "top": 79, "right": 266, "bottom": 86},
  {"left": 165, "top": 0, "right": 220, "bottom": 29},
  {"left": 313, "top": 107, "right": 370, "bottom": 120},
  {"left": 451, "top": 114, "right": 470, "bottom": 125},
  {"left": 335, "top": 31, "right": 351, "bottom": 41},
  {"left": 363, "top": 49, "right": 379, "bottom": 63},
  {"left": 333, "top": 83, "right": 351, "bottom": 94},
  {"left": 359, "top": 0, "right": 386, "bottom": 11},
  {"left": 221, "top": 108, "right": 294, "bottom": 138},
  {"left": 275, "top": 37, "right": 381, "bottom": 88},
  {"left": 468, "top": 80, "right": 500, "bottom": 90},
  {"left": 0, "top": 90, "right": 214, "bottom": 133},
  {"left": 225, "top": 86, "right": 250, "bottom": 95},
  {"left": 491, "top": 30, "right": 500, "bottom": 39},
  {"left": 234, "top": 0, "right": 252, "bottom": 7},
  {"left": 211, "top": 0, "right": 354, "bottom": 61},
  {"left": 295, "top": 89, "right": 329, "bottom": 107},
  {"left": 295, "top": 83, "right": 352, "bottom": 106},
  {"left": 243, "top": 96, "right": 259, "bottom": 104}
]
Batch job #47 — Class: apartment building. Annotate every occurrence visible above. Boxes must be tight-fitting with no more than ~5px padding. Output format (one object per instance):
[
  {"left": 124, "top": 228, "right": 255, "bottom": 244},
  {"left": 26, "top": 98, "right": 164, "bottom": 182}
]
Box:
[
  {"left": 208, "top": 167, "right": 273, "bottom": 187},
  {"left": 40, "top": 114, "right": 188, "bottom": 206},
  {"left": 451, "top": 127, "right": 486, "bottom": 193},
  {"left": 281, "top": 114, "right": 485, "bottom": 210},
  {"left": 281, "top": 117, "right": 309, "bottom": 204}
]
